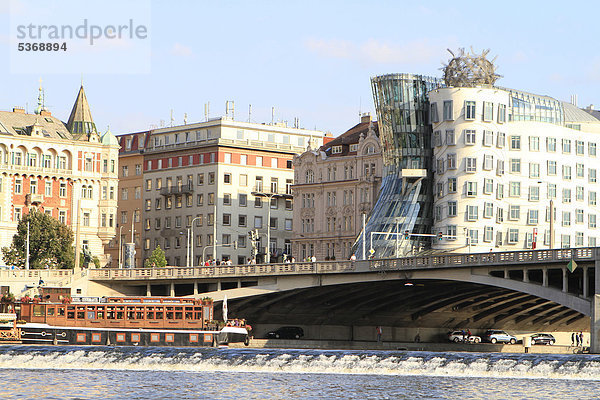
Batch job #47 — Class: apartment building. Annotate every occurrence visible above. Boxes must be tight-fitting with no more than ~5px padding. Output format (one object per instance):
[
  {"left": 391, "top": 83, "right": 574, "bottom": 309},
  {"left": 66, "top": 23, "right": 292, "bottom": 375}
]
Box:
[{"left": 292, "top": 114, "right": 382, "bottom": 261}]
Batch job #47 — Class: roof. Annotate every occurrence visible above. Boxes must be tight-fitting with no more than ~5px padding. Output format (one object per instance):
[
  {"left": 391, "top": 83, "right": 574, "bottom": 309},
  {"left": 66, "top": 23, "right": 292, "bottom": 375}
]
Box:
[
  {"left": 0, "top": 110, "right": 73, "bottom": 140},
  {"left": 66, "top": 85, "right": 97, "bottom": 136},
  {"left": 583, "top": 108, "right": 600, "bottom": 121},
  {"left": 101, "top": 128, "right": 120, "bottom": 146},
  {"left": 320, "top": 120, "right": 379, "bottom": 157},
  {"left": 562, "top": 102, "right": 600, "bottom": 123}
]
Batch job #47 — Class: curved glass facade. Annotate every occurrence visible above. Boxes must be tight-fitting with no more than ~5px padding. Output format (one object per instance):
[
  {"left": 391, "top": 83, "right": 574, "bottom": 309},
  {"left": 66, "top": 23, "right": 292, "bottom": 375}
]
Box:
[{"left": 353, "top": 74, "right": 440, "bottom": 258}]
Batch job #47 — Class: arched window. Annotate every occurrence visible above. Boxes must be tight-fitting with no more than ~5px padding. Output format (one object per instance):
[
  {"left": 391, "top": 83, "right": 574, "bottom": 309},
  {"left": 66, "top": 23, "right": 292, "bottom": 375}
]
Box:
[
  {"left": 305, "top": 169, "right": 314, "bottom": 184},
  {"left": 366, "top": 145, "right": 375, "bottom": 155}
]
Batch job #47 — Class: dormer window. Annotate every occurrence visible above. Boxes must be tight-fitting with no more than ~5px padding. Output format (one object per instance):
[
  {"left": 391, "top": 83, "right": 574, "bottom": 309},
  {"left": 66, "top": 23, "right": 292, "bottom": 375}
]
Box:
[
  {"left": 350, "top": 144, "right": 358, "bottom": 152},
  {"left": 332, "top": 145, "right": 342, "bottom": 154}
]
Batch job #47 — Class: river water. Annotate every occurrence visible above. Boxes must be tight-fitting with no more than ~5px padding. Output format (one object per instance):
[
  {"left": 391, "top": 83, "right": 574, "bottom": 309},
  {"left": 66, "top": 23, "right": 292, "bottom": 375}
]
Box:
[{"left": 1, "top": 345, "right": 600, "bottom": 399}]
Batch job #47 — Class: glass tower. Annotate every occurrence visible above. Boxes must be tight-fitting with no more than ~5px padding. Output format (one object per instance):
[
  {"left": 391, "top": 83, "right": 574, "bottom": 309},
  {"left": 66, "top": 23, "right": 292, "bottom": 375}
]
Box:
[{"left": 354, "top": 73, "right": 440, "bottom": 258}]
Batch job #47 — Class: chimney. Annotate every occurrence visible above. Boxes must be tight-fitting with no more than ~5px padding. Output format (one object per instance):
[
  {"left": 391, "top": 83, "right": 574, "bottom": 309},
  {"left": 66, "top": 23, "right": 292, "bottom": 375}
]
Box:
[
  {"left": 12, "top": 107, "right": 25, "bottom": 113},
  {"left": 588, "top": 104, "right": 595, "bottom": 111},
  {"left": 360, "top": 112, "right": 371, "bottom": 123},
  {"left": 40, "top": 110, "right": 52, "bottom": 116}
]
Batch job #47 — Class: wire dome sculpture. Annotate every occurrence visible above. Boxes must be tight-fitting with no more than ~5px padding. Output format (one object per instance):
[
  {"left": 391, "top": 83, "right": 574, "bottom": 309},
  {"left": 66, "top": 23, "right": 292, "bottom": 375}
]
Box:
[{"left": 442, "top": 48, "right": 501, "bottom": 87}]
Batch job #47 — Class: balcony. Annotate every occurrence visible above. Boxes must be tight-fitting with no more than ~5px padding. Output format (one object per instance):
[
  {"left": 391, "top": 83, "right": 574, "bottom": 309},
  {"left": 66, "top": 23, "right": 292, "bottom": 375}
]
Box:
[
  {"left": 160, "top": 183, "right": 194, "bottom": 196},
  {"left": 251, "top": 186, "right": 292, "bottom": 199},
  {"left": 25, "top": 194, "right": 44, "bottom": 205}
]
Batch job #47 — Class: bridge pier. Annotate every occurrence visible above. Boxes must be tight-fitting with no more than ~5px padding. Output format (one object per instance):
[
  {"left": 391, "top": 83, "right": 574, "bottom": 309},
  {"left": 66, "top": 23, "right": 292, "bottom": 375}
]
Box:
[
  {"left": 523, "top": 268, "right": 529, "bottom": 283},
  {"left": 542, "top": 267, "right": 548, "bottom": 287},
  {"left": 170, "top": 282, "right": 175, "bottom": 297},
  {"left": 146, "top": 282, "right": 151, "bottom": 297},
  {"left": 194, "top": 282, "right": 199, "bottom": 296},
  {"left": 562, "top": 267, "right": 568, "bottom": 293}
]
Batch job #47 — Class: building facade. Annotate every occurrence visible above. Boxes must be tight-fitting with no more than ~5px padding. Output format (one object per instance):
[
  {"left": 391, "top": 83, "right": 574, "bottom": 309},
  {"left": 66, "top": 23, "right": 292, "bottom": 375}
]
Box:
[
  {"left": 292, "top": 114, "right": 382, "bottom": 261},
  {"left": 430, "top": 86, "right": 600, "bottom": 252},
  {"left": 137, "top": 118, "right": 325, "bottom": 266},
  {"left": 0, "top": 85, "right": 119, "bottom": 267},
  {"left": 105, "top": 131, "right": 147, "bottom": 267}
]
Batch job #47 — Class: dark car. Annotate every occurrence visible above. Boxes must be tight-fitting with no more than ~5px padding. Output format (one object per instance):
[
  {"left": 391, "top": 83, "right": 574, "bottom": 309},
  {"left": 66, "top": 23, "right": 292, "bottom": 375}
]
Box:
[
  {"left": 266, "top": 326, "right": 304, "bottom": 339},
  {"left": 530, "top": 333, "right": 555, "bottom": 345}
]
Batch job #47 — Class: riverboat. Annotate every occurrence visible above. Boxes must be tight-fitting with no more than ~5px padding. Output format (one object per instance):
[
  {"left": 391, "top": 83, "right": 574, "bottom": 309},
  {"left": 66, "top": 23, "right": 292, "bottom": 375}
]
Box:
[{"left": 0, "top": 294, "right": 249, "bottom": 347}]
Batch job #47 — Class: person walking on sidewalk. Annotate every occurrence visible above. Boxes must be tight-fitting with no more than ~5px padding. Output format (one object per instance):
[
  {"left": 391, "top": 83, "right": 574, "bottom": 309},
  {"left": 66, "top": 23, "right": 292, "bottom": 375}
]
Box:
[{"left": 376, "top": 326, "right": 383, "bottom": 343}]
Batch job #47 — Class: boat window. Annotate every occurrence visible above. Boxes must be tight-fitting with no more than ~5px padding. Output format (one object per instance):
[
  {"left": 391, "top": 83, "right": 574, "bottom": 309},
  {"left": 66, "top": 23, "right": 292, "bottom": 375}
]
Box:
[
  {"left": 106, "top": 306, "right": 115, "bottom": 319},
  {"left": 155, "top": 307, "right": 164, "bottom": 319},
  {"left": 77, "top": 310, "right": 85, "bottom": 319},
  {"left": 47, "top": 307, "right": 55, "bottom": 316},
  {"left": 175, "top": 306, "right": 183, "bottom": 319},
  {"left": 166, "top": 306, "right": 174, "bottom": 320},
  {"left": 57, "top": 307, "right": 65, "bottom": 317},
  {"left": 67, "top": 306, "right": 75, "bottom": 319},
  {"left": 127, "top": 307, "right": 135, "bottom": 319},
  {"left": 87, "top": 311, "right": 95, "bottom": 320},
  {"left": 97, "top": 310, "right": 104, "bottom": 319},
  {"left": 33, "top": 305, "right": 44, "bottom": 317},
  {"left": 136, "top": 306, "right": 144, "bottom": 320},
  {"left": 116, "top": 311, "right": 124, "bottom": 319},
  {"left": 185, "top": 307, "right": 194, "bottom": 320}
]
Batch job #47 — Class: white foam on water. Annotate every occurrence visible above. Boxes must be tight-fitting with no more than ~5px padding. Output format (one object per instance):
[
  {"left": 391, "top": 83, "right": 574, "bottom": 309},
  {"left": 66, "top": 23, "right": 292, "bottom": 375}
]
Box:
[{"left": 1, "top": 347, "right": 600, "bottom": 380}]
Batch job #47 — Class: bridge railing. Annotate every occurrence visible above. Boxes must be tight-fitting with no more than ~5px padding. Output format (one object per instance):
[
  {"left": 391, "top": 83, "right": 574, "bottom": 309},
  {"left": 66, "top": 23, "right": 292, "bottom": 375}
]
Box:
[
  {"left": 87, "top": 261, "right": 355, "bottom": 280},
  {"left": 369, "top": 247, "right": 597, "bottom": 271},
  {"left": 0, "top": 269, "right": 73, "bottom": 280}
]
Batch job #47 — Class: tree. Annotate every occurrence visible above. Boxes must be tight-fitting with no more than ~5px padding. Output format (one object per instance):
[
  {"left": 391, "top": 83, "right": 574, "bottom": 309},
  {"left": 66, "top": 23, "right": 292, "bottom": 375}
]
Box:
[
  {"left": 1, "top": 209, "right": 75, "bottom": 269},
  {"left": 144, "top": 245, "right": 167, "bottom": 268}
]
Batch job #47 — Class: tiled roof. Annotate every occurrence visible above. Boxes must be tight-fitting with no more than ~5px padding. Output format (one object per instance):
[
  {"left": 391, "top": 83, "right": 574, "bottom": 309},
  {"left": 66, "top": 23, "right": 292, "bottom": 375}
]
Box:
[
  {"left": 320, "top": 121, "right": 379, "bottom": 157},
  {"left": 0, "top": 110, "right": 73, "bottom": 140}
]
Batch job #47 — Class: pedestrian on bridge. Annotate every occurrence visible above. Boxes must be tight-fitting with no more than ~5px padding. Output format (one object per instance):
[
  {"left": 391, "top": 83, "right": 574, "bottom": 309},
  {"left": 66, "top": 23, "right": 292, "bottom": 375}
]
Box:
[
  {"left": 572, "top": 332, "right": 576, "bottom": 346},
  {"left": 376, "top": 326, "right": 383, "bottom": 343}
]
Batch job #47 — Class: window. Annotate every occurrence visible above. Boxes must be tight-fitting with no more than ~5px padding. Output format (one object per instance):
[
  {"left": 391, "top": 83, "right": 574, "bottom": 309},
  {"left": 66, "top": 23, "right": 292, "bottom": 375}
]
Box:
[
  {"left": 15, "top": 179, "right": 22, "bottom": 194},
  {"left": 332, "top": 146, "right": 342, "bottom": 154},
  {"left": 45, "top": 181, "right": 52, "bottom": 196},
  {"left": 528, "top": 209, "right": 539, "bottom": 225},
  {"left": 254, "top": 216, "right": 263, "bottom": 229},
  {"left": 529, "top": 163, "right": 539, "bottom": 178},
  {"left": 496, "top": 207, "right": 504, "bottom": 223},
  {"left": 464, "top": 130, "right": 476, "bottom": 145},
  {"left": 576, "top": 140, "right": 585, "bottom": 155},
  {"left": 285, "top": 219, "right": 293, "bottom": 231},
  {"left": 208, "top": 193, "right": 215, "bottom": 205},
  {"left": 576, "top": 209, "right": 584, "bottom": 224},
  {"left": 240, "top": 174, "right": 247, "bottom": 186},
  {"left": 576, "top": 232, "right": 584, "bottom": 247},
  {"left": 121, "top": 166, "right": 128, "bottom": 177},
  {"left": 510, "top": 158, "right": 521, "bottom": 173},
  {"left": 196, "top": 194, "right": 203, "bottom": 206},
  {"left": 465, "top": 157, "right": 477, "bottom": 173},
  {"left": 465, "top": 101, "right": 476, "bottom": 120},
  {"left": 497, "top": 160, "right": 504, "bottom": 175},
  {"left": 223, "top": 214, "right": 231, "bottom": 226},
  {"left": 433, "top": 131, "right": 442, "bottom": 147},
  {"left": 577, "top": 163, "right": 585, "bottom": 178},
  {"left": 447, "top": 154, "right": 457, "bottom": 170},
  {"left": 483, "top": 130, "right": 493, "bottom": 146},
  {"left": 430, "top": 103, "right": 439, "bottom": 123},
  {"left": 590, "top": 169, "right": 597, "bottom": 183},
  {"left": 590, "top": 191, "right": 597, "bottom": 206},
  {"left": 466, "top": 205, "right": 478, "bottom": 221},
  {"left": 447, "top": 225, "right": 457, "bottom": 240},
  {"left": 239, "top": 194, "right": 247, "bottom": 207},
  {"left": 496, "top": 132, "right": 505, "bottom": 148},
  {"left": 255, "top": 156, "right": 263, "bottom": 166},
  {"left": 548, "top": 161, "right": 557, "bottom": 176},
  {"left": 498, "top": 104, "right": 506, "bottom": 123},
  {"left": 510, "top": 136, "right": 521, "bottom": 150},
  {"left": 509, "top": 205, "right": 520, "bottom": 220},
  {"left": 529, "top": 136, "right": 539, "bottom": 151},
  {"left": 208, "top": 172, "right": 215, "bottom": 184},
  {"left": 254, "top": 196, "right": 262, "bottom": 208},
  {"left": 590, "top": 214, "right": 597, "bottom": 229},
  {"left": 508, "top": 229, "right": 519, "bottom": 244},
  {"left": 223, "top": 193, "right": 231, "bottom": 206},
  {"left": 197, "top": 173, "right": 204, "bottom": 185},
  {"left": 484, "top": 226, "right": 494, "bottom": 242},
  {"left": 590, "top": 142, "right": 597, "bottom": 157},
  {"left": 466, "top": 181, "right": 477, "bottom": 197},
  {"left": 547, "top": 137, "right": 557, "bottom": 152},
  {"left": 509, "top": 182, "right": 521, "bottom": 197},
  {"left": 121, "top": 188, "right": 128, "bottom": 200},
  {"left": 446, "top": 130, "right": 455, "bottom": 145},
  {"left": 224, "top": 153, "right": 232, "bottom": 163},
  {"left": 484, "top": 202, "right": 493, "bottom": 218},
  {"left": 238, "top": 214, "right": 247, "bottom": 227},
  {"left": 563, "top": 165, "right": 572, "bottom": 180},
  {"left": 483, "top": 101, "right": 493, "bottom": 121},
  {"left": 448, "top": 201, "right": 457, "bottom": 217},
  {"left": 562, "top": 139, "right": 571, "bottom": 154},
  {"left": 448, "top": 178, "right": 457, "bottom": 193},
  {"left": 483, "top": 155, "right": 493, "bottom": 171},
  {"left": 529, "top": 186, "right": 540, "bottom": 201},
  {"left": 443, "top": 100, "right": 453, "bottom": 120},
  {"left": 563, "top": 188, "right": 572, "bottom": 203},
  {"left": 484, "top": 178, "right": 493, "bottom": 194},
  {"left": 562, "top": 211, "right": 571, "bottom": 227},
  {"left": 224, "top": 173, "right": 232, "bottom": 184},
  {"left": 548, "top": 183, "right": 557, "bottom": 199},
  {"left": 577, "top": 186, "right": 585, "bottom": 202}
]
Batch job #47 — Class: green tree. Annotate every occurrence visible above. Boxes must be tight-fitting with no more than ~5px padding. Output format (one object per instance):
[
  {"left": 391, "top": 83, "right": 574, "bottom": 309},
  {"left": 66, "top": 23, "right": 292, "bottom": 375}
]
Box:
[
  {"left": 1, "top": 209, "right": 75, "bottom": 269},
  {"left": 144, "top": 245, "right": 167, "bottom": 268}
]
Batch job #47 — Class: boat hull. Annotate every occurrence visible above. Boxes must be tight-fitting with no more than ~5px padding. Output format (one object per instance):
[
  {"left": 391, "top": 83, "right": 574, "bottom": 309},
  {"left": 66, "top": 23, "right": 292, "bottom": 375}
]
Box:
[{"left": 19, "top": 324, "right": 230, "bottom": 347}]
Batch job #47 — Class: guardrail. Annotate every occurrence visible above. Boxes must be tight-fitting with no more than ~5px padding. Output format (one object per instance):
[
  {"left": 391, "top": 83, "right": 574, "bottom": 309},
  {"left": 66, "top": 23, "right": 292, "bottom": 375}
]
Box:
[
  {"left": 88, "top": 261, "right": 356, "bottom": 280},
  {"left": 0, "top": 269, "right": 73, "bottom": 280},
  {"left": 369, "top": 247, "right": 597, "bottom": 271}
]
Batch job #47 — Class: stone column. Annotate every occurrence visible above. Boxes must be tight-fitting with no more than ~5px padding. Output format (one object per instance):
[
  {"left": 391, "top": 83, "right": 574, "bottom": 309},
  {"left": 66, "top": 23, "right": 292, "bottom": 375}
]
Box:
[
  {"left": 562, "top": 267, "right": 568, "bottom": 293},
  {"left": 170, "top": 282, "right": 175, "bottom": 297},
  {"left": 146, "top": 282, "right": 151, "bottom": 297},
  {"left": 504, "top": 268, "right": 509, "bottom": 279},
  {"left": 542, "top": 267, "right": 548, "bottom": 287},
  {"left": 591, "top": 255, "right": 600, "bottom": 353},
  {"left": 523, "top": 268, "right": 529, "bottom": 283},
  {"left": 193, "top": 281, "right": 198, "bottom": 296}
]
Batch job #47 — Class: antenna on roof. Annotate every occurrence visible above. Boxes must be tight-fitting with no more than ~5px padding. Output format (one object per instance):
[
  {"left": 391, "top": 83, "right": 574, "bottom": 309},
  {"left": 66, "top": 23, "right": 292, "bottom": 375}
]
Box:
[
  {"left": 225, "top": 101, "right": 234, "bottom": 120},
  {"left": 184, "top": 113, "right": 188, "bottom": 125},
  {"left": 248, "top": 104, "right": 252, "bottom": 122},
  {"left": 170, "top": 109, "right": 174, "bottom": 127},
  {"left": 271, "top": 107, "right": 275, "bottom": 125},
  {"left": 204, "top": 102, "right": 210, "bottom": 121}
]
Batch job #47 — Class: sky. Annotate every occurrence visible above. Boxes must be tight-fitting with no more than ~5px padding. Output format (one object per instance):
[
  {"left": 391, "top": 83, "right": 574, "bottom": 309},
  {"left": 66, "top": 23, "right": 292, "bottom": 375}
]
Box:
[{"left": 1, "top": 0, "right": 599, "bottom": 137}]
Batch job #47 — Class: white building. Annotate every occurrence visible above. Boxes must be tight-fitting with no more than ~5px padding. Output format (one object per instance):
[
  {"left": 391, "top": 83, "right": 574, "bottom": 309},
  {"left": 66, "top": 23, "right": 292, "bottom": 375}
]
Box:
[{"left": 430, "top": 86, "right": 600, "bottom": 252}]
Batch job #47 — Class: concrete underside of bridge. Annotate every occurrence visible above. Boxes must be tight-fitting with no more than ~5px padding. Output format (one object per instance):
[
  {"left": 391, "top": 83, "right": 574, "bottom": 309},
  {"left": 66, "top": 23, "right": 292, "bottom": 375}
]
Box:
[{"left": 220, "top": 279, "right": 589, "bottom": 341}]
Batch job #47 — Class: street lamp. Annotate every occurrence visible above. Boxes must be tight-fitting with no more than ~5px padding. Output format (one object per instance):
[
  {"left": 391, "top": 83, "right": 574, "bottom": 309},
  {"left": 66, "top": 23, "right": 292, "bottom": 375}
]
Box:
[
  {"left": 189, "top": 216, "right": 202, "bottom": 268},
  {"left": 118, "top": 225, "right": 123, "bottom": 268}
]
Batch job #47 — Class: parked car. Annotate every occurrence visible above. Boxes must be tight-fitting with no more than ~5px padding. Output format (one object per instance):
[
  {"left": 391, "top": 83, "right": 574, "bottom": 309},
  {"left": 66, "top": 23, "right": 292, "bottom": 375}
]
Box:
[
  {"left": 484, "top": 329, "right": 517, "bottom": 344},
  {"left": 447, "top": 330, "right": 481, "bottom": 343},
  {"left": 530, "top": 333, "right": 555, "bottom": 345},
  {"left": 266, "top": 326, "right": 304, "bottom": 339}
]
